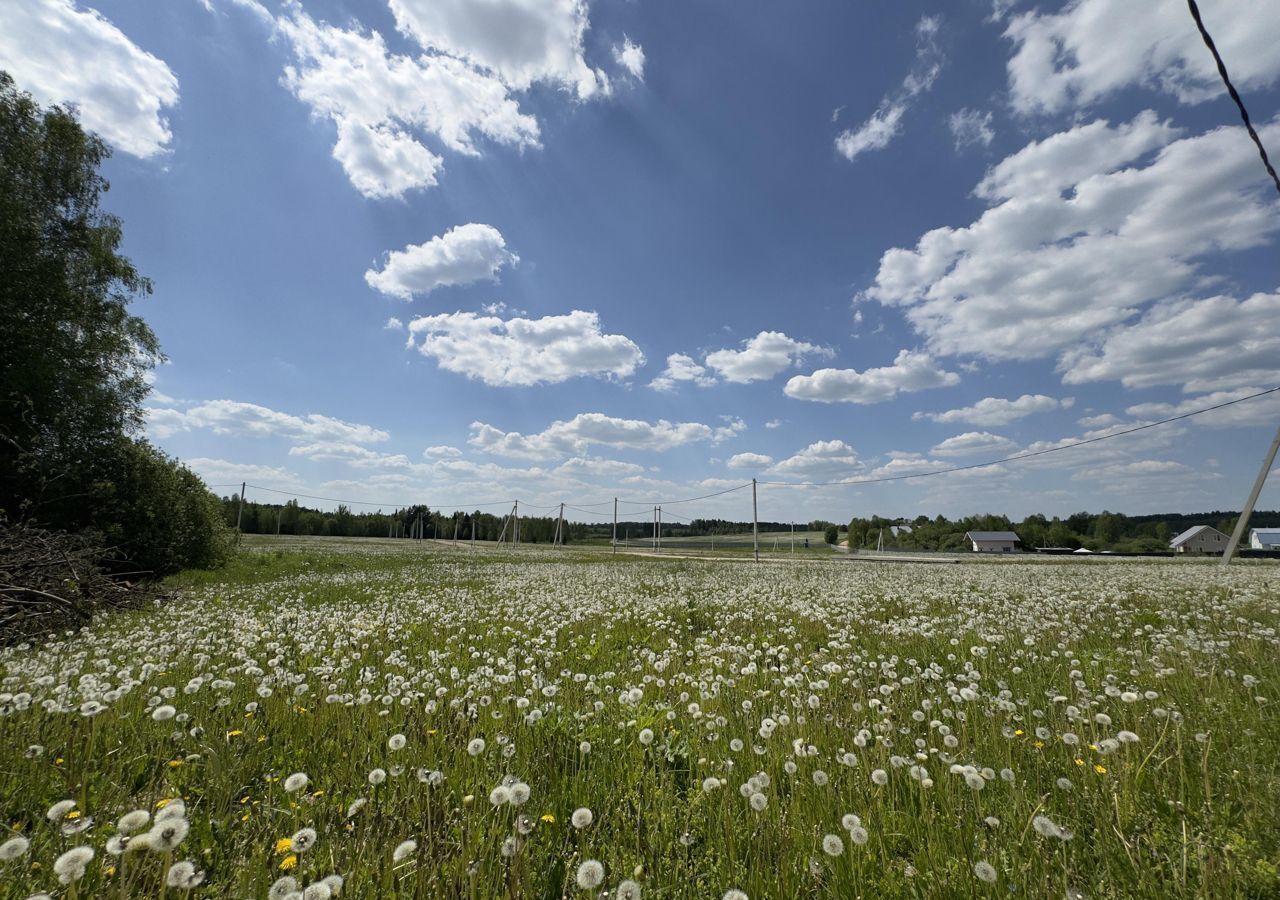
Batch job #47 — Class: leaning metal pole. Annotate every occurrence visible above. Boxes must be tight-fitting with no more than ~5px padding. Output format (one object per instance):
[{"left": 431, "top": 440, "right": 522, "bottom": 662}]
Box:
[{"left": 1222, "top": 420, "right": 1280, "bottom": 566}]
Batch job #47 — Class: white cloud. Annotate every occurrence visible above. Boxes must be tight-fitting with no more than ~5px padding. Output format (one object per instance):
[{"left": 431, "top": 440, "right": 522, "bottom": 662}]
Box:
[
  {"left": 0, "top": 0, "right": 179, "bottom": 157},
  {"left": 555, "top": 457, "right": 645, "bottom": 478},
  {"left": 468, "top": 413, "right": 726, "bottom": 460},
  {"left": 767, "top": 440, "right": 862, "bottom": 480},
  {"left": 288, "top": 442, "right": 411, "bottom": 468},
  {"left": 765, "top": 419, "right": 783, "bottom": 429},
  {"left": 784, "top": 349, "right": 959, "bottom": 404},
  {"left": 1125, "top": 387, "right": 1280, "bottom": 429},
  {"left": 1077, "top": 413, "right": 1121, "bottom": 428},
  {"left": 948, "top": 108, "right": 995, "bottom": 150},
  {"left": 385, "top": 317, "right": 404, "bottom": 330},
  {"left": 424, "top": 445, "right": 463, "bottom": 459},
  {"left": 406, "top": 309, "right": 643, "bottom": 386},
  {"left": 277, "top": 7, "right": 540, "bottom": 199},
  {"left": 1071, "top": 459, "right": 1198, "bottom": 491},
  {"left": 613, "top": 37, "right": 645, "bottom": 81},
  {"left": 835, "top": 15, "right": 943, "bottom": 161},
  {"left": 866, "top": 115, "right": 1280, "bottom": 363},
  {"left": 914, "top": 394, "right": 1070, "bottom": 426},
  {"left": 1061, "top": 290, "right": 1280, "bottom": 393},
  {"left": 653, "top": 332, "right": 829, "bottom": 390},
  {"left": 366, "top": 224, "right": 517, "bottom": 299},
  {"left": 727, "top": 452, "right": 774, "bottom": 470},
  {"left": 705, "top": 331, "right": 831, "bottom": 383},
  {"left": 649, "top": 353, "right": 715, "bottom": 392},
  {"left": 183, "top": 458, "right": 306, "bottom": 490},
  {"left": 147, "top": 400, "right": 389, "bottom": 444},
  {"left": 387, "top": 0, "right": 609, "bottom": 98},
  {"left": 1004, "top": 0, "right": 1280, "bottom": 114},
  {"left": 930, "top": 431, "right": 1018, "bottom": 458}
]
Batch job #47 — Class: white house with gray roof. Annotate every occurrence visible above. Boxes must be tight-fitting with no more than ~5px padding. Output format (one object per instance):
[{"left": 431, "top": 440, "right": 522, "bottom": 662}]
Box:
[
  {"left": 1251, "top": 528, "right": 1280, "bottom": 550},
  {"left": 964, "top": 531, "right": 1021, "bottom": 552},
  {"left": 1169, "top": 525, "right": 1228, "bottom": 554}
]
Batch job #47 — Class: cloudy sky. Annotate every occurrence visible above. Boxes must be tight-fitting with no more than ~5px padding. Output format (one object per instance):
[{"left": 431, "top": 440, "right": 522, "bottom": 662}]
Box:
[{"left": 5, "top": 0, "right": 1280, "bottom": 523}]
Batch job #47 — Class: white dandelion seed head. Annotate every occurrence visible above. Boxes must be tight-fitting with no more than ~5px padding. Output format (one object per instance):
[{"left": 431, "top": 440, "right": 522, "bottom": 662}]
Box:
[
  {"left": 822, "top": 833, "right": 844, "bottom": 856},
  {"left": 571, "top": 807, "right": 593, "bottom": 829},
  {"left": 749, "top": 792, "right": 768, "bottom": 811},
  {"left": 467, "top": 738, "right": 486, "bottom": 756},
  {"left": 841, "top": 813, "right": 861, "bottom": 831},
  {"left": 871, "top": 769, "right": 888, "bottom": 786},
  {"left": 579, "top": 741, "right": 592, "bottom": 754},
  {"left": 290, "top": 827, "right": 317, "bottom": 852},
  {"left": 616, "top": 879, "right": 642, "bottom": 900},
  {"left": 576, "top": 859, "right": 605, "bottom": 889},
  {"left": 53, "top": 846, "right": 94, "bottom": 884},
  {"left": 974, "top": 860, "right": 997, "bottom": 883},
  {"left": 146, "top": 817, "right": 190, "bottom": 852},
  {"left": 638, "top": 728, "right": 654, "bottom": 745},
  {"left": 723, "top": 891, "right": 749, "bottom": 900},
  {"left": 489, "top": 785, "right": 511, "bottom": 806},
  {"left": 509, "top": 782, "right": 531, "bottom": 806},
  {"left": 155, "top": 799, "right": 186, "bottom": 822},
  {"left": 849, "top": 825, "right": 869, "bottom": 846},
  {"left": 270, "top": 876, "right": 300, "bottom": 900},
  {"left": 166, "top": 860, "right": 205, "bottom": 889},
  {"left": 284, "top": 773, "right": 309, "bottom": 793},
  {"left": 46, "top": 799, "right": 76, "bottom": 822},
  {"left": 392, "top": 839, "right": 417, "bottom": 861},
  {"left": 117, "top": 810, "right": 150, "bottom": 833},
  {"left": 303, "top": 883, "right": 333, "bottom": 900},
  {"left": 368, "top": 768, "right": 387, "bottom": 786},
  {"left": 152, "top": 705, "right": 177, "bottom": 721},
  {"left": 321, "top": 874, "right": 345, "bottom": 895},
  {"left": 0, "top": 836, "right": 30, "bottom": 861},
  {"left": 812, "top": 769, "right": 829, "bottom": 786},
  {"left": 388, "top": 733, "right": 407, "bottom": 751}
]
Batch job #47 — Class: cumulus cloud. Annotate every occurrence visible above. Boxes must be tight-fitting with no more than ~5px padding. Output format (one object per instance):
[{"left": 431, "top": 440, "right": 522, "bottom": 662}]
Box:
[
  {"left": 184, "top": 458, "right": 306, "bottom": 489},
  {"left": 865, "top": 114, "right": 1280, "bottom": 364},
  {"left": 948, "top": 108, "right": 994, "bottom": 150},
  {"left": 914, "top": 394, "right": 1071, "bottom": 426},
  {"left": 767, "top": 440, "right": 862, "bottom": 480},
  {"left": 366, "top": 224, "right": 517, "bottom": 299},
  {"left": 836, "top": 15, "right": 943, "bottom": 161},
  {"left": 784, "top": 349, "right": 959, "bottom": 404},
  {"left": 277, "top": 7, "right": 540, "bottom": 199},
  {"left": 424, "top": 445, "right": 463, "bottom": 459},
  {"left": 727, "top": 452, "right": 774, "bottom": 470},
  {"left": 147, "top": 400, "right": 389, "bottom": 444},
  {"left": 651, "top": 332, "right": 829, "bottom": 390},
  {"left": 0, "top": 0, "right": 179, "bottom": 157},
  {"left": 649, "top": 354, "right": 716, "bottom": 392},
  {"left": 1061, "top": 290, "right": 1280, "bottom": 393},
  {"left": 613, "top": 37, "right": 645, "bottom": 81},
  {"left": 406, "top": 309, "right": 643, "bottom": 386},
  {"left": 930, "top": 431, "right": 1018, "bottom": 458},
  {"left": 386, "top": 0, "right": 610, "bottom": 98},
  {"left": 1004, "top": 0, "right": 1280, "bottom": 114},
  {"left": 468, "top": 413, "right": 728, "bottom": 460},
  {"left": 1125, "top": 387, "right": 1280, "bottom": 429}
]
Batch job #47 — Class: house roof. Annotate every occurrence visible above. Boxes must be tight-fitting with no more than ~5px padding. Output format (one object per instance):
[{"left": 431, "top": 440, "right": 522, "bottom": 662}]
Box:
[
  {"left": 965, "top": 531, "right": 1020, "bottom": 542},
  {"left": 1252, "top": 528, "right": 1280, "bottom": 539},
  {"left": 1170, "top": 525, "right": 1225, "bottom": 547}
]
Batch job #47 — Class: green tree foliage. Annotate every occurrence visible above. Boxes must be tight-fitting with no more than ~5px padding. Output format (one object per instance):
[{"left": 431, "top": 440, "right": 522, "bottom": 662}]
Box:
[{"left": 0, "top": 72, "right": 230, "bottom": 575}]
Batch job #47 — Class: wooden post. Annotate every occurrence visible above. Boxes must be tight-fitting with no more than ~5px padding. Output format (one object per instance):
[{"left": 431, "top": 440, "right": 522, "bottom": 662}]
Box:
[
  {"left": 657, "top": 506, "right": 662, "bottom": 554},
  {"left": 1222, "top": 420, "right": 1280, "bottom": 566},
  {"left": 612, "top": 498, "right": 618, "bottom": 556},
  {"left": 235, "top": 481, "right": 246, "bottom": 545},
  {"left": 791, "top": 521, "right": 795, "bottom": 557},
  {"left": 453, "top": 514, "right": 459, "bottom": 545},
  {"left": 513, "top": 500, "right": 519, "bottom": 545},
  {"left": 752, "top": 478, "right": 759, "bottom": 563},
  {"left": 471, "top": 513, "right": 476, "bottom": 550}
]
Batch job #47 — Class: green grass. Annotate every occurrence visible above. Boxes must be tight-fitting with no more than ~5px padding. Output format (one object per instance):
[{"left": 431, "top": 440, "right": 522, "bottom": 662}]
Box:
[{"left": 1, "top": 538, "right": 1278, "bottom": 899}]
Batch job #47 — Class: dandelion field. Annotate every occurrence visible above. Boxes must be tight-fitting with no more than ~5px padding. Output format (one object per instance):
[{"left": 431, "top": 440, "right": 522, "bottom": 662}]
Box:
[{"left": 2, "top": 540, "right": 1279, "bottom": 899}]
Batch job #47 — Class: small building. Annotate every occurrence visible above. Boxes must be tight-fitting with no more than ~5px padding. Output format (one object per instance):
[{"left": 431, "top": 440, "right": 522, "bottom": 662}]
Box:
[
  {"left": 1169, "top": 525, "right": 1229, "bottom": 554},
  {"left": 890, "top": 524, "right": 913, "bottom": 538},
  {"left": 1251, "top": 528, "right": 1280, "bottom": 550},
  {"left": 965, "top": 530, "right": 1021, "bottom": 553}
]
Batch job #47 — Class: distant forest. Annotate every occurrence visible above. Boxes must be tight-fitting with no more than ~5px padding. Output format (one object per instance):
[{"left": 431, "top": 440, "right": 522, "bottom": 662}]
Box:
[
  {"left": 845, "top": 510, "right": 1280, "bottom": 553},
  {"left": 220, "top": 494, "right": 1279, "bottom": 553}
]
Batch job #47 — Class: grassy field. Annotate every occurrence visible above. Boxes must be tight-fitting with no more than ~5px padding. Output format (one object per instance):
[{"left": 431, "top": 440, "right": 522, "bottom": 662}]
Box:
[{"left": 1, "top": 537, "right": 1278, "bottom": 899}]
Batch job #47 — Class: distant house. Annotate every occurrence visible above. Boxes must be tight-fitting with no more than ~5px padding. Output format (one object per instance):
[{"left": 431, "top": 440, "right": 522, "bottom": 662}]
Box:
[
  {"left": 965, "top": 531, "right": 1020, "bottom": 553},
  {"left": 1170, "top": 525, "right": 1229, "bottom": 554},
  {"left": 890, "top": 524, "right": 913, "bottom": 538},
  {"left": 1251, "top": 528, "right": 1280, "bottom": 550}
]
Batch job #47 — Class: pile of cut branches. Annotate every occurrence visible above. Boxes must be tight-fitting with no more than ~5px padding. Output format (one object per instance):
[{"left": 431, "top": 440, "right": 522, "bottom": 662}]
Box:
[{"left": 0, "top": 519, "right": 160, "bottom": 642}]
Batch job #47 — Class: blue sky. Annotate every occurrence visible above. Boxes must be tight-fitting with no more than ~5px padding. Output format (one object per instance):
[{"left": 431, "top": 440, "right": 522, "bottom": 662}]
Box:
[{"left": 4, "top": 0, "right": 1280, "bottom": 523}]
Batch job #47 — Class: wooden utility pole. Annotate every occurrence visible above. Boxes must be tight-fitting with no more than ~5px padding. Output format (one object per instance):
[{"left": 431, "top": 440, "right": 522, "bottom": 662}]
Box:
[
  {"left": 612, "top": 498, "right": 618, "bottom": 556},
  {"left": 657, "top": 506, "right": 662, "bottom": 554},
  {"left": 470, "top": 513, "right": 476, "bottom": 550},
  {"left": 513, "top": 500, "right": 520, "bottom": 545},
  {"left": 652, "top": 507, "right": 657, "bottom": 552},
  {"left": 452, "top": 514, "right": 460, "bottom": 545},
  {"left": 752, "top": 478, "right": 759, "bottom": 563},
  {"left": 1223, "top": 421, "right": 1280, "bottom": 566},
  {"left": 235, "top": 482, "right": 246, "bottom": 545},
  {"left": 791, "top": 521, "right": 795, "bottom": 557}
]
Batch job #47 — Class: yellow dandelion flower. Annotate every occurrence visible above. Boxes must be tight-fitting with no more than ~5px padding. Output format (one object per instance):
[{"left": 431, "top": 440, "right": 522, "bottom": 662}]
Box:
[
  {"left": 1014, "top": 729, "right": 1024, "bottom": 736},
  {"left": 156, "top": 799, "right": 172, "bottom": 809},
  {"left": 311, "top": 790, "right": 325, "bottom": 798},
  {"left": 1094, "top": 764, "right": 1107, "bottom": 774},
  {"left": 427, "top": 729, "right": 437, "bottom": 735},
  {"left": 275, "top": 838, "right": 294, "bottom": 854},
  {"left": 66, "top": 811, "right": 82, "bottom": 820},
  {"left": 1033, "top": 740, "right": 1044, "bottom": 749},
  {"left": 540, "top": 814, "right": 556, "bottom": 824},
  {"left": 103, "top": 865, "right": 116, "bottom": 877},
  {"left": 279, "top": 854, "right": 298, "bottom": 870},
  {"left": 167, "top": 759, "right": 184, "bottom": 769},
  {"left": 241, "top": 813, "right": 250, "bottom": 822},
  {"left": 227, "top": 730, "right": 244, "bottom": 738},
  {"left": 1074, "top": 758, "right": 1085, "bottom": 766},
  {"left": 257, "top": 736, "right": 267, "bottom": 743},
  {"left": 54, "top": 758, "right": 64, "bottom": 765}
]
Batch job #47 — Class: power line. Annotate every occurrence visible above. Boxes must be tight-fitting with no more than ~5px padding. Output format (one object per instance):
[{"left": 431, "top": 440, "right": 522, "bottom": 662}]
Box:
[
  {"left": 1186, "top": 0, "right": 1280, "bottom": 196},
  {"left": 758, "top": 385, "right": 1280, "bottom": 488}
]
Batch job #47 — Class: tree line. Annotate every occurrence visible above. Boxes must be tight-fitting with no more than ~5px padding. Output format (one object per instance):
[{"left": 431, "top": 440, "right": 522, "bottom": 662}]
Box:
[{"left": 845, "top": 509, "right": 1280, "bottom": 553}]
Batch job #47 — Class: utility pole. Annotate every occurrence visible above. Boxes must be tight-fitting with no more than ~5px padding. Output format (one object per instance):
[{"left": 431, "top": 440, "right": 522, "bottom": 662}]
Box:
[
  {"left": 513, "top": 500, "right": 519, "bottom": 545},
  {"left": 276, "top": 505, "right": 282, "bottom": 536},
  {"left": 612, "top": 498, "right": 618, "bottom": 556},
  {"left": 1222, "top": 421, "right": 1280, "bottom": 566},
  {"left": 657, "top": 506, "right": 662, "bottom": 554},
  {"left": 791, "top": 521, "right": 795, "bottom": 557},
  {"left": 235, "top": 482, "right": 246, "bottom": 545},
  {"left": 652, "top": 507, "right": 657, "bottom": 552},
  {"left": 452, "top": 514, "right": 460, "bottom": 545},
  {"left": 752, "top": 478, "right": 759, "bottom": 563},
  {"left": 471, "top": 513, "right": 476, "bottom": 551}
]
